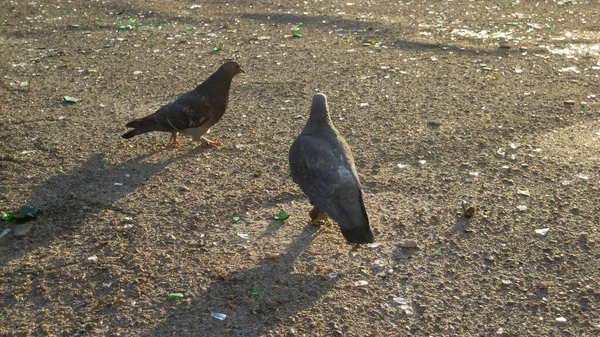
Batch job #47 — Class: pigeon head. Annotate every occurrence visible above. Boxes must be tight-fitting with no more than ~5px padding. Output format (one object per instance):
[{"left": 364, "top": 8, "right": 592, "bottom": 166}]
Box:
[
  {"left": 308, "top": 93, "right": 331, "bottom": 125},
  {"left": 220, "top": 61, "right": 245, "bottom": 76},
  {"left": 340, "top": 225, "right": 375, "bottom": 244}
]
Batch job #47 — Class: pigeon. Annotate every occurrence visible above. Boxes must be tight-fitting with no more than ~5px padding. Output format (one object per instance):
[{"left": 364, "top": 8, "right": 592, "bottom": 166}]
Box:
[
  {"left": 122, "top": 61, "right": 245, "bottom": 146},
  {"left": 289, "top": 93, "right": 375, "bottom": 244}
]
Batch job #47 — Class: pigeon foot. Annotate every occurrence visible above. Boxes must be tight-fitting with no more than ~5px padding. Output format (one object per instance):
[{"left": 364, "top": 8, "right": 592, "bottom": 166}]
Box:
[
  {"left": 170, "top": 131, "right": 181, "bottom": 146},
  {"left": 309, "top": 206, "right": 329, "bottom": 226}
]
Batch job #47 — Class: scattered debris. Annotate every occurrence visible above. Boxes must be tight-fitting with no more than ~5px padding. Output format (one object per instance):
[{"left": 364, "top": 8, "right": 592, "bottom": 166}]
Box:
[
  {"left": 274, "top": 210, "right": 289, "bottom": 220},
  {"left": 63, "top": 96, "right": 80, "bottom": 103},
  {"left": 167, "top": 293, "right": 184, "bottom": 300},
  {"left": 291, "top": 27, "right": 303, "bottom": 38},
  {"left": 392, "top": 297, "right": 414, "bottom": 315},
  {"left": 0, "top": 228, "right": 10, "bottom": 239},
  {"left": 535, "top": 228, "right": 550, "bottom": 236},
  {"left": 13, "top": 223, "right": 33, "bottom": 237},
  {"left": 462, "top": 200, "right": 476, "bottom": 218},
  {"left": 211, "top": 312, "right": 227, "bottom": 321},
  {"left": 2, "top": 205, "right": 42, "bottom": 222}
]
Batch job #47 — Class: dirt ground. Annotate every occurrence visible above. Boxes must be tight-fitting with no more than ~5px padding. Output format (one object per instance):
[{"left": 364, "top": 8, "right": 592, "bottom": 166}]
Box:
[{"left": 1, "top": 0, "right": 599, "bottom": 336}]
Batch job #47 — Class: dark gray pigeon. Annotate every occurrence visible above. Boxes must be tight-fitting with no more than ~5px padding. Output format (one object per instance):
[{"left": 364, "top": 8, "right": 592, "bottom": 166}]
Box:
[
  {"left": 122, "top": 61, "right": 244, "bottom": 146},
  {"left": 289, "top": 93, "right": 374, "bottom": 244}
]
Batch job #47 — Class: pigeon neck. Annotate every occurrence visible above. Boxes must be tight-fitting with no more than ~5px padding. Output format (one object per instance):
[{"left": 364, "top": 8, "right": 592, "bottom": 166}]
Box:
[
  {"left": 195, "top": 71, "right": 233, "bottom": 94},
  {"left": 306, "top": 108, "right": 333, "bottom": 129}
]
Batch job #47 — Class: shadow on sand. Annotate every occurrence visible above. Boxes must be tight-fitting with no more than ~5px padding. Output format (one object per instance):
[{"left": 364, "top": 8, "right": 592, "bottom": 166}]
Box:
[
  {"left": 149, "top": 225, "right": 335, "bottom": 337},
  {"left": 1, "top": 148, "right": 197, "bottom": 264}
]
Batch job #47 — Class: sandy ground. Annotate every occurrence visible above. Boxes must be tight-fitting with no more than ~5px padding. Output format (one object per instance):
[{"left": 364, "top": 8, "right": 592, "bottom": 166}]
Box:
[{"left": 1, "top": 0, "right": 599, "bottom": 336}]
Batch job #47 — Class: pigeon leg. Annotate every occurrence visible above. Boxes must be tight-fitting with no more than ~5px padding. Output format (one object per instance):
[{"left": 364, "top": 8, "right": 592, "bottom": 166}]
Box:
[
  {"left": 170, "top": 131, "right": 181, "bottom": 146},
  {"left": 309, "top": 206, "right": 329, "bottom": 226}
]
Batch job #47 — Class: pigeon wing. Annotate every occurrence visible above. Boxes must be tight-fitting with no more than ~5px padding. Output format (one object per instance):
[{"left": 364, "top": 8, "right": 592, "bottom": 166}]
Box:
[
  {"left": 153, "top": 91, "right": 212, "bottom": 131},
  {"left": 290, "top": 135, "right": 338, "bottom": 199}
]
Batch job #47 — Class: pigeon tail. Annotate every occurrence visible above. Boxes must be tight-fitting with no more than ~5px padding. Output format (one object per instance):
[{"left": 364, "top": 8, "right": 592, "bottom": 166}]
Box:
[
  {"left": 340, "top": 225, "right": 375, "bottom": 244},
  {"left": 121, "top": 129, "right": 139, "bottom": 139},
  {"left": 122, "top": 117, "right": 161, "bottom": 139},
  {"left": 125, "top": 119, "right": 145, "bottom": 129}
]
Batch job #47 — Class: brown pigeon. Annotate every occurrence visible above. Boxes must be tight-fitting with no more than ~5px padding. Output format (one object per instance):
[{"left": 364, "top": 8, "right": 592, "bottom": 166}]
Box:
[
  {"left": 289, "top": 93, "right": 375, "bottom": 244},
  {"left": 122, "top": 61, "right": 244, "bottom": 146}
]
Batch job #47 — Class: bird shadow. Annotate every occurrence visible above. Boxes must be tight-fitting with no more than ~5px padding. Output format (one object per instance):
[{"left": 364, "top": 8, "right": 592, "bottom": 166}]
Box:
[
  {"left": 0, "top": 148, "right": 193, "bottom": 264},
  {"left": 148, "top": 225, "right": 335, "bottom": 337}
]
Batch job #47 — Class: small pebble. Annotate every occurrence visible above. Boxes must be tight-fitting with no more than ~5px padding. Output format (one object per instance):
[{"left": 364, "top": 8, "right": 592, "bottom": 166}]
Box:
[
  {"left": 576, "top": 174, "right": 589, "bottom": 181},
  {"left": 498, "top": 40, "right": 511, "bottom": 49},
  {"left": 555, "top": 317, "right": 567, "bottom": 324},
  {"left": 264, "top": 253, "right": 280, "bottom": 259},
  {"left": 398, "top": 239, "right": 419, "bottom": 248}
]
